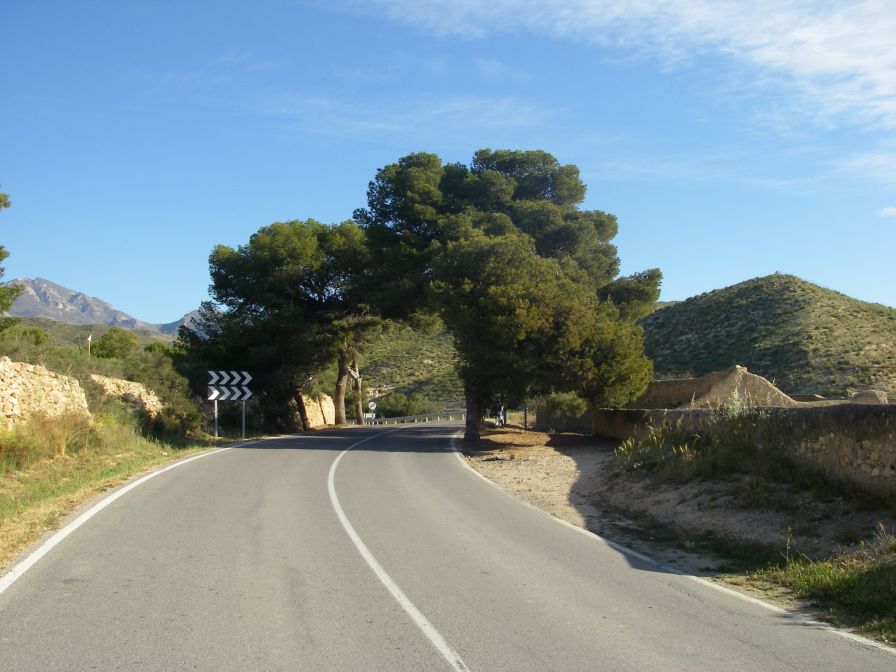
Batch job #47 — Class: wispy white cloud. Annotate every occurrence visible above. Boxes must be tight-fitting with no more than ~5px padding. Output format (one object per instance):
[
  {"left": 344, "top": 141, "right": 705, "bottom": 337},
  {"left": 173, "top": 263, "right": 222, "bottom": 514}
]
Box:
[
  {"left": 357, "top": 0, "right": 896, "bottom": 131},
  {"left": 584, "top": 152, "right": 815, "bottom": 191},
  {"left": 215, "top": 90, "right": 550, "bottom": 144},
  {"left": 879, "top": 206, "right": 896, "bottom": 218},
  {"left": 837, "top": 146, "right": 896, "bottom": 186}
]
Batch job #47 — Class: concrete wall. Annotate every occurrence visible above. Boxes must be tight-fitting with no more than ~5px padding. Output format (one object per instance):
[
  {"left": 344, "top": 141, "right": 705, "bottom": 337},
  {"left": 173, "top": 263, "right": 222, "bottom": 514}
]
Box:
[
  {"left": 592, "top": 405, "right": 896, "bottom": 496},
  {"left": 0, "top": 356, "right": 91, "bottom": 428}
]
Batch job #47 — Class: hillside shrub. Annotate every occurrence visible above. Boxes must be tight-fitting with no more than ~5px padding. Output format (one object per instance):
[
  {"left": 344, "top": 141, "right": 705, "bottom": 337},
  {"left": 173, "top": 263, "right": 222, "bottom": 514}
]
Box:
[
  {"left": 15, "top": 326, "right": 48, "bottom": 346},
  {"left": 92, "top": 327, "right": 140, "bottom": 359},
  {"left": 640, "top": 274, "right": 896, "bottom": 398},
  {"left": 361, "top": 322, "right": 463, "bottom": 407}
]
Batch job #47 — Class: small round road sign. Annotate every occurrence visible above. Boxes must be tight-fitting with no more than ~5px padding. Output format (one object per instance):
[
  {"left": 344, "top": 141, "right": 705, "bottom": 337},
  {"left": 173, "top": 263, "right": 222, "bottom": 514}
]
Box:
[{"left": 368, "top": 401, "right": 377, "bottom": 410}]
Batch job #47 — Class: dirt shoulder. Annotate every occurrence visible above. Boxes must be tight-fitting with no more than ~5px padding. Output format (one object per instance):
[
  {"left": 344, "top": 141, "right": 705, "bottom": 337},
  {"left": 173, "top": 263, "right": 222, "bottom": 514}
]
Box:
[{"left": 462, "top": 427, "right": 896, "bottom": 602}]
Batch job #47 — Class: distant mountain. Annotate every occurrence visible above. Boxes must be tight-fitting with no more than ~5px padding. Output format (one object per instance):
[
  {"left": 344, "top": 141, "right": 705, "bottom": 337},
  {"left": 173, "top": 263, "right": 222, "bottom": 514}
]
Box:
[
  {"left": 157, "top": 310, "right": 202, "bottom": 335},
  {"left": 5, "top": 277, "right": 159, "bottom": 330},
  {"left": 640, "top": 274, "right": 896, "bottom": 397},
  {"left": 3, "top": 277, "right": 197, "bottom": 335}
]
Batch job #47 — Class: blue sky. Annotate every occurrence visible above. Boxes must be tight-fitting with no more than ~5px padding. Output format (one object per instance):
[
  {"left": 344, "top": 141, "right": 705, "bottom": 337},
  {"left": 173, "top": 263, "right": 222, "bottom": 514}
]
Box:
[{"left": 1, "top": 0, "right": 894, "bottom": 323}]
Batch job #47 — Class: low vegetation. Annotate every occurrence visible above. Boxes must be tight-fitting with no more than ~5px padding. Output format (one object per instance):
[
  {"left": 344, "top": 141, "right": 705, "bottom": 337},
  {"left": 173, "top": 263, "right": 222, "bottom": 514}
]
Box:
[
  {"left": 641, "top": 273, "right": 896, "bottom": 397},
  {"left": 755, "top": 526, "right": 896, "bottom": 642},
  {"left": 614, "top": 407, "right": 796, "bottom": 484},
  {"left": 614, "top": 408, "right": 896, "bottom": 642},
  {"left": 535, "top": 392, "right": 589, "bottom": 433}
]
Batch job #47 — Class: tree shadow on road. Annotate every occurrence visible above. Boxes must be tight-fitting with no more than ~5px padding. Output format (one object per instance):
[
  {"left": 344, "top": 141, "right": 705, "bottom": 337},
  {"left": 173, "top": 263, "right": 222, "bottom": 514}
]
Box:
[{"left": 230, "top": 423, "right": 464, "bottom": 453}]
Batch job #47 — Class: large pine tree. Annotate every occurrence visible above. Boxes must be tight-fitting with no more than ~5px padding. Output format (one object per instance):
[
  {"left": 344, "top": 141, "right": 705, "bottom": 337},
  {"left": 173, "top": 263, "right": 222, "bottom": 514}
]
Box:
[{"left": 356, "top": 150, "right": 661, "bottom": 439}]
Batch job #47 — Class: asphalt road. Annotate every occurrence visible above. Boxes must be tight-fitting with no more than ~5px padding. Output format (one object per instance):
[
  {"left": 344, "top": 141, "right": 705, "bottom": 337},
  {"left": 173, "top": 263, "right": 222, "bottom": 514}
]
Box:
[{"left": 1, "top": 424, "right": 893, "bottom": 671}]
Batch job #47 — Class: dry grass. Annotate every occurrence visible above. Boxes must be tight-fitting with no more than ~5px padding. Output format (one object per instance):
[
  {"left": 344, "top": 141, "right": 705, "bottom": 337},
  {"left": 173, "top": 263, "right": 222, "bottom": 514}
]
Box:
[{"left": 0, "top": 412, "right": 212, "bottom": 568}]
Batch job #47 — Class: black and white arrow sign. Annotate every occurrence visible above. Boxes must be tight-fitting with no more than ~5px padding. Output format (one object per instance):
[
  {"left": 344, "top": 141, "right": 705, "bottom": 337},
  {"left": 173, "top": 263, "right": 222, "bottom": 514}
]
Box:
[
  {"left": 208, "top": 371, "right": 253, "bottom": 401},
  {"left": 208, "top": 370, "right": 252, "bottom": 386}
]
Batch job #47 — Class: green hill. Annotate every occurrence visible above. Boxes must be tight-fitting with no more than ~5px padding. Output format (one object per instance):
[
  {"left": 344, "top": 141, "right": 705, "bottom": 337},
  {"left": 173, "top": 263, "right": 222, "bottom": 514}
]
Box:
[
  {"left": 641, "top": 274, "right": 896, "bottom": 397},
  {"left": 361, "top": 323, "right": 464, "bottom": 408}
]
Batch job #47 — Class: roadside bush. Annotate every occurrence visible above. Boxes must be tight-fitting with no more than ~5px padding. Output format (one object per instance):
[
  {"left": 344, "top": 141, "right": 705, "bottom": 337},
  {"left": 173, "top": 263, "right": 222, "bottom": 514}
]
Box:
[
  {"left": 537, "top": 392, "right": 589, "bottom": 433},
  {"left": 375, "top": 391, "right": 436, "bottom": 418}
]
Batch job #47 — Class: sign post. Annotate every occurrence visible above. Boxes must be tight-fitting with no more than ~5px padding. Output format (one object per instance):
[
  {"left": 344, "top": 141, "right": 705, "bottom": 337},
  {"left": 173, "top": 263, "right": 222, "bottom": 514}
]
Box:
[{"left": 208, "top": 371, "right": 253, "bottom": 438}]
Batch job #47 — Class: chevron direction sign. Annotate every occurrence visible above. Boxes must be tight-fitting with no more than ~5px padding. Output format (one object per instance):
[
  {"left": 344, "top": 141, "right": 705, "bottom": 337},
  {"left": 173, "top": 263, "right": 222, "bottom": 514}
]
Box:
[{"left": 208, "top": 370, "right": 253, "bottom": 401}]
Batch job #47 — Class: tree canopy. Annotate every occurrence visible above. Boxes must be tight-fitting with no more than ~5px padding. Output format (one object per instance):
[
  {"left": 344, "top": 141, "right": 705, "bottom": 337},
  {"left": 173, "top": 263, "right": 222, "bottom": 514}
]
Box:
[{"left": 356, "top": 149, "right": 660, "bottom": 438}]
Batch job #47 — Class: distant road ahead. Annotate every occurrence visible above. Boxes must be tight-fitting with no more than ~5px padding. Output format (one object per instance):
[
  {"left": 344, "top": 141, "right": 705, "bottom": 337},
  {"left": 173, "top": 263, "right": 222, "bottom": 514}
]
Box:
[{"left": 0, "top": 425, "right": 892, "bottom": 671}]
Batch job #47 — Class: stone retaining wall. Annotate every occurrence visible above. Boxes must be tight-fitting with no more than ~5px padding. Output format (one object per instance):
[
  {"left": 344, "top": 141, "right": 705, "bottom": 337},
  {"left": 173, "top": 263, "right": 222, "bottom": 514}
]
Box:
[
  {"left": 89, "top": 374, "right": 164, "bottom": 418},
  {"left": 300, "top": 394, "right": 335, "bottom": 428},
  {"left": 592, "top": 405, "right": 896, "bottom": 496},
  {"left": 0, "top": 356, "right": 92, "bottom": 428}
]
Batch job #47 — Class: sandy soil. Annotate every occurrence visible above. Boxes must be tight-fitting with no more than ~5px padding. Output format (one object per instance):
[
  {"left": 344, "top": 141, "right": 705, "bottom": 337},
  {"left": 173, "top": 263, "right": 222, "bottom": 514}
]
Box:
[{"left": 463, "top": 427, "right": 896, "bottom": 578}]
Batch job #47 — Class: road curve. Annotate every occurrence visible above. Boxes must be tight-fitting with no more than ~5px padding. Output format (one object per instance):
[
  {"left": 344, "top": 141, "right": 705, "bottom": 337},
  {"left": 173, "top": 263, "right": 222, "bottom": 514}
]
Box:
[{"left": 0, "top": 424, "right": 892, "bottom": 671}]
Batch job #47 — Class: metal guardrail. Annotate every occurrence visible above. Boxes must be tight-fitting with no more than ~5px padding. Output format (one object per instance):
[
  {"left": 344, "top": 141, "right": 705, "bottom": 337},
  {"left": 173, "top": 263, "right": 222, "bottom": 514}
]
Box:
[{"left": 365, "top": 412, "right": 467, "bottom": 426}]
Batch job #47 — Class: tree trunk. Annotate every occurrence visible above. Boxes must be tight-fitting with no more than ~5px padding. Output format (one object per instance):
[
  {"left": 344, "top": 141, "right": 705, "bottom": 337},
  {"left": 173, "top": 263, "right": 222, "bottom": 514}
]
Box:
[
  {"left": 351, "top": 357, "right": 364, "bottom": 424},
  {"left": 334, "top": 350, "right": 349, "bottom": 425},
  {"left": 295, "top": 394, "right": 311, "bottom": 432},
  {"left": 464, "top": 384, "right": 481, "bottom": 442}
]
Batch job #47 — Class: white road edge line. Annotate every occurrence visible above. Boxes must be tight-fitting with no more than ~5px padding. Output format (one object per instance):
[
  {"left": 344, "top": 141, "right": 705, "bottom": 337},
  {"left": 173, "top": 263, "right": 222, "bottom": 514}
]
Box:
[
  {"left": 0, "top": 438, "right": 265, "bottom": 596},
  {"left": 450, "top": 433, "right": 896, "bottom": 657},
  {"left": 328, "top": 428, "right": 472, "bottom": 672}
]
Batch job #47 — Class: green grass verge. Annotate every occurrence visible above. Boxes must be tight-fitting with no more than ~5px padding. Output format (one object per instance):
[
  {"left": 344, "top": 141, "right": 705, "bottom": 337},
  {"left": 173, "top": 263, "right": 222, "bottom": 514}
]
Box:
[{"left": 754, "top": 527, "right": 896, "bottom": 643}]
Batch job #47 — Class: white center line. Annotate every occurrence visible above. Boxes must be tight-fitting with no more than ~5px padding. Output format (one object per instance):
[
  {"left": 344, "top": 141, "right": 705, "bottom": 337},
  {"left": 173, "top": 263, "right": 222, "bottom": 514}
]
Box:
[{"left": 327, "top": 429, "right": 471, "bottom": 672}]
